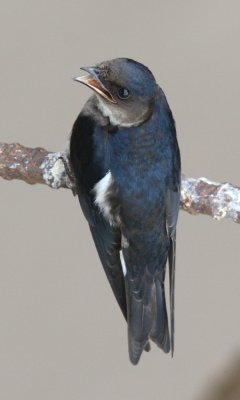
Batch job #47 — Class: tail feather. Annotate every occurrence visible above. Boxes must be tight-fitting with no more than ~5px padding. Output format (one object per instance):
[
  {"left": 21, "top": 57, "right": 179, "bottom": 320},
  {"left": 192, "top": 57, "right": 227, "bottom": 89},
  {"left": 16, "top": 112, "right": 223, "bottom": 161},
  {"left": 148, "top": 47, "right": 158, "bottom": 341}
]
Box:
[
  {"left": 127, "top": 277, "right": 170, "bottom": 365},
  {"left": 126, "top": 276, "right": 153, "bottom": 365},
  {"left": 150, "top": 279, "right": 170, "bottom": 353},
  {"left": 128, "top": 337, "right": 148, "bottom": 365}
]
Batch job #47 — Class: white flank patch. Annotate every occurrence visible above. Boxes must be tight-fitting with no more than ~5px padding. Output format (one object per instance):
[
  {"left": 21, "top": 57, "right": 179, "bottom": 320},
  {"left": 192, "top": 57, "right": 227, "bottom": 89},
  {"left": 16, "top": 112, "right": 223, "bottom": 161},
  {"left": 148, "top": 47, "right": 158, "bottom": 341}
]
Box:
[
  {"left": 121, "top": 235, "right": 129, "bottom": 248},
  {"left": 120, "top": 250, "right": 127, "bottom": 277},
  {"left": 93, "top": 171, "right": 114, "bottom": 224}
]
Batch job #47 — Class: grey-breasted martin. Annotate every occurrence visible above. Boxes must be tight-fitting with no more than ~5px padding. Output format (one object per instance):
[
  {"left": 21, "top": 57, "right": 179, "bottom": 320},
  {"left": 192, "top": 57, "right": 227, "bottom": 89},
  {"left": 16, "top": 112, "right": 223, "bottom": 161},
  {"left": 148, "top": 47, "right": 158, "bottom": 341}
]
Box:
[{"left": 70, "top": 58, "right": 181, "bottom": 365}]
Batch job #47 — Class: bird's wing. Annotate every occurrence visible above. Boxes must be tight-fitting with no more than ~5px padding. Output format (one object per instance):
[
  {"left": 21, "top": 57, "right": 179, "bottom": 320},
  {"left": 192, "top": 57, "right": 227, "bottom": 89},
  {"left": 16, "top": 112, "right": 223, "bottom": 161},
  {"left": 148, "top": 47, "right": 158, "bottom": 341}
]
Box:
[
  {"left": 166, "top": 185, "right": 181, "bottom": 354},
  {"left": 80, "top": 195, "right": 127, "bottom": 319},
  {"left": 70, "top": 110, "right": 127, "bottom": 319},
  {"left": 81, "top": 196, "right": 151, "bottom": 357}
]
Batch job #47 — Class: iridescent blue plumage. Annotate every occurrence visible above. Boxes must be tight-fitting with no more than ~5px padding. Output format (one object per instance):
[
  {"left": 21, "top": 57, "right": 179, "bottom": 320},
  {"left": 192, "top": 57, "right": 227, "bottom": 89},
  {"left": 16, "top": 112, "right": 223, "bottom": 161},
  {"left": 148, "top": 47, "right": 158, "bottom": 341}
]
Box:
[{"left": 70, "top": 58, "right": 181, "bottom": 364}]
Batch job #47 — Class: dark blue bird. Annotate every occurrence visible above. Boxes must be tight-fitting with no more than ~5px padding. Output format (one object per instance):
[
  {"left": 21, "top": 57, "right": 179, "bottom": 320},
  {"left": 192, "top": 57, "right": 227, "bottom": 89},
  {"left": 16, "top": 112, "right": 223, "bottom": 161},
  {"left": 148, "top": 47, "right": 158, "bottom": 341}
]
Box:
[{"left": 70, "top": 58, "right": 181, "bottom": 364}]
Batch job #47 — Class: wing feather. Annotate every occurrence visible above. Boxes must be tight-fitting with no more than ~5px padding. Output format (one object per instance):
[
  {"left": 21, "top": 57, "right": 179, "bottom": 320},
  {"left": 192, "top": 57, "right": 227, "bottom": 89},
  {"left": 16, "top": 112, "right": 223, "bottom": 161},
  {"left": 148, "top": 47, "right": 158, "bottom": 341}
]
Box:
[
  {"left": 70, "top": 110, "right": 127, "bottom": 319},
  {"left": 166, "top": 187, "right": 180, "bottom": 354}
]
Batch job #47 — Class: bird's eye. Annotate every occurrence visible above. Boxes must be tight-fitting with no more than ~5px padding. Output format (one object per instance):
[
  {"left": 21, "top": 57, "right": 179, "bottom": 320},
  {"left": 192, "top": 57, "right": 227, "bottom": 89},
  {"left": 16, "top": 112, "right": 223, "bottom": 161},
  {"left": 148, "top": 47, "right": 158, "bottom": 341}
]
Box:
[{"left": 117, "top": 87, "right": 130, "bottom": 100}]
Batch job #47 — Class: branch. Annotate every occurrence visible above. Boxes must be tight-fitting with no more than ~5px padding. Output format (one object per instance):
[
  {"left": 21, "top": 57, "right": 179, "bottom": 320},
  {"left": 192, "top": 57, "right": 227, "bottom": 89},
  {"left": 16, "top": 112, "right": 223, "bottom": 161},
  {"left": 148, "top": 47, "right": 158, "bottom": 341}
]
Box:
[
  {"left": 1, "top": 142, "right": 240, "bottom": 224},
  {"left": 0, "top": 142, "right": 74, "bottom": 190},
  {"left": 181, "top": 175, "right": 240, "bottom": 223}
]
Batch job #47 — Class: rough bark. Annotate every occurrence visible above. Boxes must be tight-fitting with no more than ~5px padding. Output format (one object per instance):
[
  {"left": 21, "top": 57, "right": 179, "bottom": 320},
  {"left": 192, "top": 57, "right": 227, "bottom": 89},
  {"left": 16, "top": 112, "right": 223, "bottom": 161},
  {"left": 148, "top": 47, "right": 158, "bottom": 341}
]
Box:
[
  {"left": 0, "top": 142, "right": 74, "bottom": 189},
  {"left": 1, "top": 142, "right": 240, "bottom": 224}
]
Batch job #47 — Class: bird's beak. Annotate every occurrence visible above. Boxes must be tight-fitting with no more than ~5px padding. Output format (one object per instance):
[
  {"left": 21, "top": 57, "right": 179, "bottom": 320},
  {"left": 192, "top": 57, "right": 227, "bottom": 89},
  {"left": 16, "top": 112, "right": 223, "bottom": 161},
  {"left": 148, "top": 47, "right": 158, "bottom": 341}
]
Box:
[{"left": 73, "top": 66, "right": 117, "bottom": 104}]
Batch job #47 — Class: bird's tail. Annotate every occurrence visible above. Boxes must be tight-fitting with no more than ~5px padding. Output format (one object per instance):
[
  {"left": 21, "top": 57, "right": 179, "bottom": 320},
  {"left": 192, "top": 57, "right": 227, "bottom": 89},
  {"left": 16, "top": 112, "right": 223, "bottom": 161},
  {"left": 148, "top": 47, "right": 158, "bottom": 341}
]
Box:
[
  {"left": 149, "top": 279, "right": 170, "bottom": 351},
  {"left": 127, "top": 274, "right": 170, "bottom": 365}
]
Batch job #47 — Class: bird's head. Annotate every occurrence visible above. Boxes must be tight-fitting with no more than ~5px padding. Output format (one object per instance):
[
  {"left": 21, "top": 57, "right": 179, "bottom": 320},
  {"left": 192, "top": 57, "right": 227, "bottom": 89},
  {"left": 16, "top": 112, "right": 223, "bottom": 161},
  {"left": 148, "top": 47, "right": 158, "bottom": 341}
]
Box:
[{"left": 74, "top": 58, "right": 157, "bottom": 127}]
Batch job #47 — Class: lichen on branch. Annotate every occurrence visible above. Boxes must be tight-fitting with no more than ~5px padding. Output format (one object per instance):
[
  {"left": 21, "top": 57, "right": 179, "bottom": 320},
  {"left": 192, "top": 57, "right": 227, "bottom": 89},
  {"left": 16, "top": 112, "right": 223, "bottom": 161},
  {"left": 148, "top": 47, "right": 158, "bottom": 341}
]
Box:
[{"left": 0, "top": 142, "right": 74, "bottom": 189}]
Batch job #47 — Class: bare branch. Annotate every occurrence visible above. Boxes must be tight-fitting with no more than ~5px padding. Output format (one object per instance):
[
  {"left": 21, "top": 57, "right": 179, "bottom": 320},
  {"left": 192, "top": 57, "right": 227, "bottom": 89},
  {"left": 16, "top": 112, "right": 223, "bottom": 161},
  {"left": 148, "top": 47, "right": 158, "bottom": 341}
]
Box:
[{"left": 1, "top": 142, "right": 240, "bottom": 224}]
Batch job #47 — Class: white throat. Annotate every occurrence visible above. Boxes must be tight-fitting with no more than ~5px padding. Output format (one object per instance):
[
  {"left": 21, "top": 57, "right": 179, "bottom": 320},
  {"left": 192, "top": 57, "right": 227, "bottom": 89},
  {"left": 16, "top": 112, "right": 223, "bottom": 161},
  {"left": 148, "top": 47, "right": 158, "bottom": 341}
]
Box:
[{"left": 97, "top": 96, "right": 146, "bottom": 128}]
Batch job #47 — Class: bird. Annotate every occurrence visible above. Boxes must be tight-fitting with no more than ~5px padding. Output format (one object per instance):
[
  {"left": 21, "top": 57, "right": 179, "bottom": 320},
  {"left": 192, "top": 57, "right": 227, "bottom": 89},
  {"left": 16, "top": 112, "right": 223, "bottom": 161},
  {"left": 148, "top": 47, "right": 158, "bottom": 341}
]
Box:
[{"left": 70, "top": 58, "right": 181, "bottom": 365}]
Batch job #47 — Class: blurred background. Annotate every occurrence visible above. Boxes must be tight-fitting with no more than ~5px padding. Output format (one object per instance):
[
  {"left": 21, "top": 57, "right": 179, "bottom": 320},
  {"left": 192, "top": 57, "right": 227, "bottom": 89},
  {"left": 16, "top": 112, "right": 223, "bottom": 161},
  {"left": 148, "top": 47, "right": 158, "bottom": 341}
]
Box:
[{"left": 0, "top": 1, "right": 240, "bottom": 399}]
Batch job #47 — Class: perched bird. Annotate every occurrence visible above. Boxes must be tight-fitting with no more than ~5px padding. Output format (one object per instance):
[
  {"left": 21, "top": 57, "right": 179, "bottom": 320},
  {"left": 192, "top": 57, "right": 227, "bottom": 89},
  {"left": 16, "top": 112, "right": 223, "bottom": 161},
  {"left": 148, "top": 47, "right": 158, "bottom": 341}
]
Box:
[{"left": 70, "top": 58, "right": 181, "bottom": 365}]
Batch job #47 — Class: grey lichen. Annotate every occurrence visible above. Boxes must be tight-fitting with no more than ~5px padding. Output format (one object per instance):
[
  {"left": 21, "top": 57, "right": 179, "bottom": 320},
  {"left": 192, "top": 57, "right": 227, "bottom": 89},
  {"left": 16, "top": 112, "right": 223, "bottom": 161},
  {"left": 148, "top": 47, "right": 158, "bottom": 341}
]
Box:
[
  {"left": 40, "top": 152, "right": 74, "bottom": 190},
  {"left": 181, "top": 175, "right": 240, "bottom": 223},
  {"left": 214, "top": 183, "right": 240, "bottom": 222}
]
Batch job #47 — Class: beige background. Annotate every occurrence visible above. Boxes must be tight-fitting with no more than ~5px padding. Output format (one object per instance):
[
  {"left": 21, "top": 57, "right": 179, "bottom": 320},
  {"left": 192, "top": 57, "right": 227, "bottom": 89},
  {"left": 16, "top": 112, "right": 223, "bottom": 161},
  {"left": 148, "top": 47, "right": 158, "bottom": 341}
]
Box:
[{"left": 0, "top": 1, "right": 240, "bottom": 399}]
